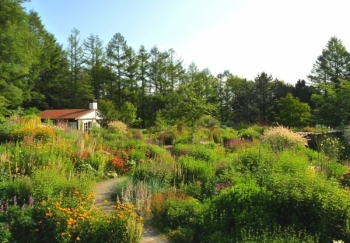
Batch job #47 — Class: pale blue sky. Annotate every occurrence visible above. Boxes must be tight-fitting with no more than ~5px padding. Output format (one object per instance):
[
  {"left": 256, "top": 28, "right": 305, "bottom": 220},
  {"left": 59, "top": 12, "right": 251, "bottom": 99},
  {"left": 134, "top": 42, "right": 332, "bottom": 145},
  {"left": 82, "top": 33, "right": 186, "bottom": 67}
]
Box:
[{"left": 23, "top": 0, "right": 350, "bottom": 84}]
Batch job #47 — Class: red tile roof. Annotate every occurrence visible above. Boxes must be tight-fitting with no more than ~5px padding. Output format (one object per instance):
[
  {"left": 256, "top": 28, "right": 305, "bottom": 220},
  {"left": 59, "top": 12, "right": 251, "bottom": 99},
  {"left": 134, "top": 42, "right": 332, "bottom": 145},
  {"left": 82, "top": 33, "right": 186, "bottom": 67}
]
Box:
[{"left": 40, "top": 109, "right": 93, "bottom": 120}]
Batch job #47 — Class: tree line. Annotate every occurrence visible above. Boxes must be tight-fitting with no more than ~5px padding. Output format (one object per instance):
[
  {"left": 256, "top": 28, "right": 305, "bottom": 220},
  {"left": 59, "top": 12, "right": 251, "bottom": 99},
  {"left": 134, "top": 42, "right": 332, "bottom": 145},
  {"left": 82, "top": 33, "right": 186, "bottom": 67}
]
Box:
[{"left": 2, "top": 0, "right": 350, "bottom": 128}]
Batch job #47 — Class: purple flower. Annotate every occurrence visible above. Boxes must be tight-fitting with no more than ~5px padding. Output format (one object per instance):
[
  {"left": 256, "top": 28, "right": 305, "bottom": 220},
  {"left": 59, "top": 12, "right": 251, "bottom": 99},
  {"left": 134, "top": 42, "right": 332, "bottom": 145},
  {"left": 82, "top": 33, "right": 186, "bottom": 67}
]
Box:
[
  {"left": 13, "top": 196, "right": 17, "bottom": 206},
  {"left": 29, "top": 196, "right": 34, "bottom": 207}
]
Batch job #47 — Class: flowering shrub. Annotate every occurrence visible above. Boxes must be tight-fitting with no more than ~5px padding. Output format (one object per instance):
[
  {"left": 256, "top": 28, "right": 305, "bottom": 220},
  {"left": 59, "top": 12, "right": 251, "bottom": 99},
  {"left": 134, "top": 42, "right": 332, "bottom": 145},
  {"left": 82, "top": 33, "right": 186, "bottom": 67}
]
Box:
[
  {"left": 111, "top": 157, "right": 129, "bottom": 174},
  {"left": 11, "top": 123, "right": 56, "bottom": 142},
  {"left": 261, "top": 126, "right": 308, "bottom": 152},
  {"left": 316, "top": 135, "right": 344, "bottom": 160}
]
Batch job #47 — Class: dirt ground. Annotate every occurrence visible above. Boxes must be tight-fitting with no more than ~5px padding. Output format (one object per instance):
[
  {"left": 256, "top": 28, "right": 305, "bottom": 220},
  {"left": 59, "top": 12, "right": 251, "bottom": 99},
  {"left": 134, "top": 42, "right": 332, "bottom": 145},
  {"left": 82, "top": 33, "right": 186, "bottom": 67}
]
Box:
[{"left": 94, "top": 178, "right": 170, "bottom": 243}]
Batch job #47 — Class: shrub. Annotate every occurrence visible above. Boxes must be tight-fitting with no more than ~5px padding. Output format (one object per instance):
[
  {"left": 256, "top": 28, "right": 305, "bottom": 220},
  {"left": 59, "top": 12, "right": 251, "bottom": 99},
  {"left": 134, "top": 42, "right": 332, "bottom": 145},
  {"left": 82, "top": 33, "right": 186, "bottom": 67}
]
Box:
[
  {"left": 267, "top": 171, "right": 350, "bottom": 242},
  {"left": 222, "top": 128, "right": 239, "bottom": 145},
  {"left": 108, "top": 120, "right": 127, "bottom": 134},
  {"left": 132, "top": 157, "right": 174, "bottom": 185},
  {"left": 261, "top": 126, "right": 308, "bottom": 152},
  {"left": 198, "top": 115, "right": 220, "bottom": 128},
  {"left": 128, "top": 129, "right": 143, "bottom": 140},
  {"left": 316, "top": 135, "right": 345, "bottom": 160},
  {"left": 209, "top": 127, "right": 222, "bottom": 143},
  {"left": 239, "top": 127, "right": 262, "bottom": 140},
  {"left": 201, "top": 182, "right": 275, "bottom": 242},
  {"left": 173, "top": 143, "right": 192, "bottom": 157},
  {"left": 0, "top": 121, "right": 17, "bottom": 143},
  {"left": 176, "top": 156, "right": 216, "bottom": 197}
]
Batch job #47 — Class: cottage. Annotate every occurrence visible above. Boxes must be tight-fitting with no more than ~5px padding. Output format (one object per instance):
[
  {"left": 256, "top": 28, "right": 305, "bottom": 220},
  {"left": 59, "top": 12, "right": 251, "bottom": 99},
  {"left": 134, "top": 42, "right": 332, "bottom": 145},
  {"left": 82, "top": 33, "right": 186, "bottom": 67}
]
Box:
[{"left": 40, "top": 100, "right": 101, "bottom": 131}]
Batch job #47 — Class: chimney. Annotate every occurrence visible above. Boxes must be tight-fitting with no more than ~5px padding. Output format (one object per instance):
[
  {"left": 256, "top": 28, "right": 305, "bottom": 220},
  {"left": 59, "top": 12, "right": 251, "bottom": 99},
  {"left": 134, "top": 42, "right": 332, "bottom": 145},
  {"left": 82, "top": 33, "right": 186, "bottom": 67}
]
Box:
[{"left": 89, "top": 99, "right": 98, "bottom": 110}]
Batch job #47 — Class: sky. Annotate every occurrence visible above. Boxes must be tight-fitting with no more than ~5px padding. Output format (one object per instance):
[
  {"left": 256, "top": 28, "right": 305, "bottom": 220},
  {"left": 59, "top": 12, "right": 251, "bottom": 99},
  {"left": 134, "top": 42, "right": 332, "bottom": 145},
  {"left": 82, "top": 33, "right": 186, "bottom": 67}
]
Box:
[{"left": 23, "top": 0, "right": 350, "bottom": 84}]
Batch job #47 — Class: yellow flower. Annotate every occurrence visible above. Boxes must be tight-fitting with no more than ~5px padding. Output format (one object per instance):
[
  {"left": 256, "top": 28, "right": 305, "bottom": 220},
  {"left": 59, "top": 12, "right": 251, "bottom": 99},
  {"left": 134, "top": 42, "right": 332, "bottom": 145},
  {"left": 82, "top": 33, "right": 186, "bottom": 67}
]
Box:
[{"left": 76, "top": 236, "right": 80, "bottom": 241}]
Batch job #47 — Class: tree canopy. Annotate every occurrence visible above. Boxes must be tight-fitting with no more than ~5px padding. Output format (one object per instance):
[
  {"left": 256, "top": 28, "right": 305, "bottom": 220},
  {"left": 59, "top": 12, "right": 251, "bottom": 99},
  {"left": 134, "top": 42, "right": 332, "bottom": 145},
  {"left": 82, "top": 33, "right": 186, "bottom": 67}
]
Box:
[{"left": 2, "top": 1, "right": 350, "bottom": 129}]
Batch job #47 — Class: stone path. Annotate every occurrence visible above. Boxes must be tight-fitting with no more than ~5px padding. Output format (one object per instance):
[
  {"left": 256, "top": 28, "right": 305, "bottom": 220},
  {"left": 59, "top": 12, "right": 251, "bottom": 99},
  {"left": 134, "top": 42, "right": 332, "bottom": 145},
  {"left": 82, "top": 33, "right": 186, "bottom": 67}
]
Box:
[{"left": 94, "top": 178, "right": 170, "bottom": 243}]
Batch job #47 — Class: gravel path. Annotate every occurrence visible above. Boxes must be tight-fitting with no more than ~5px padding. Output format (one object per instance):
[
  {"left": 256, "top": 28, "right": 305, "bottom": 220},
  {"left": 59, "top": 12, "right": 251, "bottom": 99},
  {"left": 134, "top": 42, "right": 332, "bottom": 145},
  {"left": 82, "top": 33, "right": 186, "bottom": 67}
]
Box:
[{"left": 94, "top": 178, "right": 170, "bottom": 243}]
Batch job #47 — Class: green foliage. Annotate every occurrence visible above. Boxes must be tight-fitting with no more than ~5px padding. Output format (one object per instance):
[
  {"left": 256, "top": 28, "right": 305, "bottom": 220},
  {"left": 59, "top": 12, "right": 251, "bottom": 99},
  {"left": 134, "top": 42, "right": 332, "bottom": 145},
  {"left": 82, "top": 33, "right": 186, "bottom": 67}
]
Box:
[
  {"left": 222, "top": 128, "right": 239, "bottom": 144},
  {"left": 202, "top": 181, "right": 275, "bottom": 242},
  {"left": 0, "top": 118, "right": 17, "bottom": 142},
  {"left": 239, "top": 126, "right": 263, "bottom": 140},
  {"left": 154, "top": 110, "right": 167, "bottom": 132},
  {"left": 198, "top": 115, "right": 220, "bottom": 128},
  {"left": 97, "top": 100, "right": 119, "bottom": 127},
  {"left": 132, "top": 157, "right": 174, "bottom": 185},
  {"left": 276, "top": 93, "right": 311, "bottom": 127},
  {"left": 176, "top": 156, "right": 216, "bottom": 197},
  {"left": 267, "top": 171, "right": 350, "bottom": 242},
  {"left": 119, "top": 101, "right": 139, "bottom": 125}
]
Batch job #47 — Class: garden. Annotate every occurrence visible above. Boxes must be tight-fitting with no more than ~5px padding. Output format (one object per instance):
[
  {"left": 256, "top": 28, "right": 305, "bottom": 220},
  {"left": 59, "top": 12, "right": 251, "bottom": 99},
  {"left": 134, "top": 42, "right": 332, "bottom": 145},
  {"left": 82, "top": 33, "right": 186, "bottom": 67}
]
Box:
[{"left": 1, "top": 115, "right": 350, "bottom": 243}]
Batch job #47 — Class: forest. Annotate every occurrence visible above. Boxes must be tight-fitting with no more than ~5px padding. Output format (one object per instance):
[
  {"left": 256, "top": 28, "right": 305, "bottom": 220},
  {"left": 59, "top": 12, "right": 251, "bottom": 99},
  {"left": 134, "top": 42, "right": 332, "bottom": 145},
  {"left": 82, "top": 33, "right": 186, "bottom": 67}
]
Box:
[{"left": 2, "top": 0, "right": 350, "bottom": 129}]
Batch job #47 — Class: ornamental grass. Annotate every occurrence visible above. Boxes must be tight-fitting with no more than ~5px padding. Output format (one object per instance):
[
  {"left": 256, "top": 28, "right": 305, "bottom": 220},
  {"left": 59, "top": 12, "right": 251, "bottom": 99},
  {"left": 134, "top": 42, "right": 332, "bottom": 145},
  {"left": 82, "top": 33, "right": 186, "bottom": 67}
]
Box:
[{"left": 261, "top": 126, "right": 308, "bottom": 152}]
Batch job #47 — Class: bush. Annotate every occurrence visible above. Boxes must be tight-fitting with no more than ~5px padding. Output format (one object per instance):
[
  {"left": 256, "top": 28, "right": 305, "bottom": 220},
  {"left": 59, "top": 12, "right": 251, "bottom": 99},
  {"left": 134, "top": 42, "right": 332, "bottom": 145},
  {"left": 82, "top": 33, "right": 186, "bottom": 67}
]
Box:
[
  {"left": 198, "top": 115, "right": 220, "bottom": 128},
  {"left": 173, "top": 144, "right": 192, "bottom": 156},
  {"left": 261, "top": 126, "right": 308, "bottom": 152},
  {"left": 239, "top": 127, "right": 262, "bottom": 140},
  {"left": 222, "top": 128, "right": 239, "bottom": 145},
  {"left": 267, "top": 171, "right": 350, "bottom": 242},
  {"left": 128, "top": 129, "right": 143, "bottom": 140},
  {"left": 0, "top": 121, "right": 17, "bottom": 143},
  {"left": 108, "top": 120, "right": 127, "bottom": 134},
  {"left": 201, "top": 181, "right": 275, "bottom": 242}
]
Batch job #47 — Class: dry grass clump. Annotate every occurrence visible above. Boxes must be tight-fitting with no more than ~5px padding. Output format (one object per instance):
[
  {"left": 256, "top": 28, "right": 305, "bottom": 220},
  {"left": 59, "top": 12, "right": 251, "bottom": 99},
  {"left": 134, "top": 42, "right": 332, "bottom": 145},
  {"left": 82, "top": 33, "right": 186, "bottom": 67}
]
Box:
[
  {"left": 108, "top": 120, "right": 128, "bottom": 134},
  {"left": 261, "top": 126, "right": 307, "bottom": 152}
]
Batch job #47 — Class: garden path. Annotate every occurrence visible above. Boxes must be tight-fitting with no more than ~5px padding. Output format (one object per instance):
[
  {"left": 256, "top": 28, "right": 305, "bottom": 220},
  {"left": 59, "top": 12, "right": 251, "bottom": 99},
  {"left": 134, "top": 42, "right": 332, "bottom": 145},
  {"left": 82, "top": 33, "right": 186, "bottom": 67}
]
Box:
[{"left": 94, "top": 178, "right": 170, "bottom": 243}]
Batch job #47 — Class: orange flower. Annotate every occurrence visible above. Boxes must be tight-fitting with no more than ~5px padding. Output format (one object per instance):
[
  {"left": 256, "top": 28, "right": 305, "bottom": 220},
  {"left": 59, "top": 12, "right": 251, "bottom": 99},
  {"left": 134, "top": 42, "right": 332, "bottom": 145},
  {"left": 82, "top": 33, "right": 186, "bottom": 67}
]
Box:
[{"left": 76, "top": 236, "right": 80, "bottom": 241}]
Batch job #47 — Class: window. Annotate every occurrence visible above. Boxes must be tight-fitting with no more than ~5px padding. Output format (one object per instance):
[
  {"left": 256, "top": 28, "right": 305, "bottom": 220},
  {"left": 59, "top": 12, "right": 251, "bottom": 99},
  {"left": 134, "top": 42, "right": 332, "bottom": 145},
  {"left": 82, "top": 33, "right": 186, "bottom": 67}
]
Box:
[{"left": 83, "top": 121, "right": 93, "bottom": 132}]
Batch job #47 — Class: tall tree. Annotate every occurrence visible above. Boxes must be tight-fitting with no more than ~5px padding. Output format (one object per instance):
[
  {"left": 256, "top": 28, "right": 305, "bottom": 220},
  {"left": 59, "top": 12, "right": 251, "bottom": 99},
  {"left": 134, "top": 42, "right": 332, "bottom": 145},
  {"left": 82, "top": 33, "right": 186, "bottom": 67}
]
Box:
[
  {"left": 166, "top": 79, "right": 217, "bottom": 142},
  {"left": 292, "top": 79, "right": 318, "bottom": 109},
  {"left": 217, "top": 70, "right": 233, "bottom": 123},
  {"left": 83, "top": 34, "right": 105, "bottom": 99},
  {"left": 26, "top": 10, "right": 70, "bottom": 109},
  {"left": 308, "top": 37, "right": 350, "bottom": 87},
  {"left": 106, "top": 33, "right": 127, "bottom": 105},
  {"left": 123, "top": 46, "right": 139, "bottom": 103},
  {"left": 268, "top": 79, "right": 294, "bottom": 123},
  {"left": 225, "top": 75, "right": 254, "bottom": 124},
  {"left": 253, "top": 72, "right": 273, "bottom": 124},
  {"left": 148, "top": 46, "right": 169, "bottom": 95},
  {"left": 312, "top": 79, "right": 350, "bottom": 127},
  {"left": 67, "top": 28, "right": 93, "bottom": 107},
  {"left": 166, "top": 48, "right": 185, "bottom": 92},
  {"left": 136, "top": 45, "right": 150, "bottom": 127},
  {"left": 0, "top": 0, "right": 39, "bottom": 113}
]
